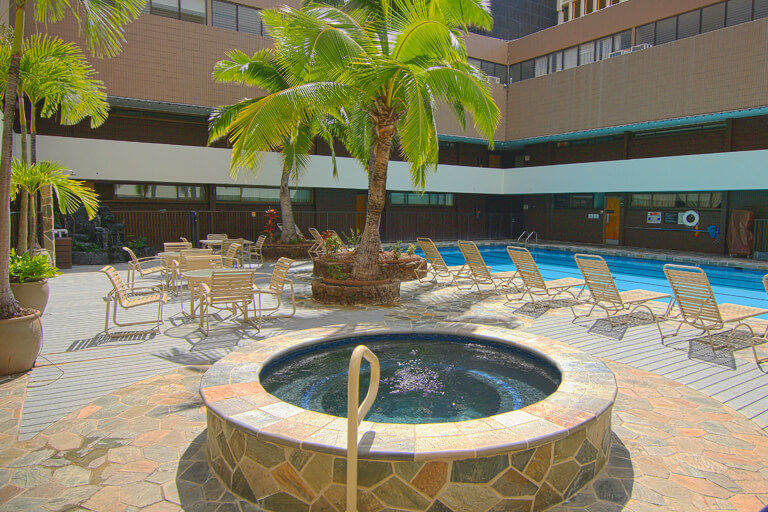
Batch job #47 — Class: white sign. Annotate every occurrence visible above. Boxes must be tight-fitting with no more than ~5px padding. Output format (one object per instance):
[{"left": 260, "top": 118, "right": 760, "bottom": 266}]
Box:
[{"left": 647, "top": 211, "right": 662, "bottom": 224}]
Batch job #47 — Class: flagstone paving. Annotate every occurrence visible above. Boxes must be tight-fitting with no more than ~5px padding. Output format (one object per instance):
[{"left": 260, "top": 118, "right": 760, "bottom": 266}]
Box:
[{"left": 1, "top": 261, "right": 767, "bottom": 511}]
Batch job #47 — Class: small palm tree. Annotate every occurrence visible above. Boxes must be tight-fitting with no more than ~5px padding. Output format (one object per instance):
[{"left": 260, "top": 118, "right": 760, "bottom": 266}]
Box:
[
  {"left": 209, "top": 49, "right": 336, "bottom": 243},
  {"left": 0, "top": 34, "right": 108, "bottom": 252},
  {"left": 223, "top": 0, "right": 500, "bottom": 281},
  {"left": 11, "top": 160, "right": 100, "bottom": 237},
  {"left": 0, "top": 0, "right": 140, "bottom": 319}
]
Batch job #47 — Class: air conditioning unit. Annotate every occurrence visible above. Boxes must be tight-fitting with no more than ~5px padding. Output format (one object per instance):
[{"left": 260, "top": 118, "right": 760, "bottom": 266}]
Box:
[
  {"left": 488, "top": 76, "right": 501, "bottom": 84},
  {"left": 631, "top": 43, "right": 653, "bottom": 52},
  {"left": 608, "top": 49, "right": 630, "bottom": 58}
]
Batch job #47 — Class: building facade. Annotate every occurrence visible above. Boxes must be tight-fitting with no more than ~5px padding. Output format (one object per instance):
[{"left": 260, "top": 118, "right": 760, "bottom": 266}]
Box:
[{"left": 21, "top": 0, "right": 768, "bottom": 256}]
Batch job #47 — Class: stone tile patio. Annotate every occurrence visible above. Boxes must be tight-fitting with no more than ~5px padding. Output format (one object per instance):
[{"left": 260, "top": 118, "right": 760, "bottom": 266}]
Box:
[{"left": 1, "top": 260, "right": 767, "bottom": 511}]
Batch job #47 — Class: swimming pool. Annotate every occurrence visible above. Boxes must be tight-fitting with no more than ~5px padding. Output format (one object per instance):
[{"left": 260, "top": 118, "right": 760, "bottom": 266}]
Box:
[{"left": 428, "top": 245, "right": 768, "bottom": 314}]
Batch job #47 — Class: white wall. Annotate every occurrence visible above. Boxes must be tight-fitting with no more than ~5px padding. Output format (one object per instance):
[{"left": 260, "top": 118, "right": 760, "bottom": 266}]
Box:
[{"left": 32, "top": 135, "right": 768, "bottom": 195}]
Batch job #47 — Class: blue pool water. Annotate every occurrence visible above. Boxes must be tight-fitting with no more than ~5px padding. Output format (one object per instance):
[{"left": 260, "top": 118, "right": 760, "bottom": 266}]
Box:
[
  {"left": 260, "top": 334, "right": 561, "bottom": 423},
  {"left": 427, "top": 246, "right": 768, "bottom": 316}
]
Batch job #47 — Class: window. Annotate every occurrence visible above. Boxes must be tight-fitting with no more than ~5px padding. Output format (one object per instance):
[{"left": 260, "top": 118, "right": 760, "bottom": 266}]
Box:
[
  {"left": 563, "top": 46, "right": 578, "bottom": 69},
  {"left": 520, "top": 60, "right": 535, "bottom": 81},
  {"left": 726, "top": 0, "right": 753, "bottom": 26},
  {"left": 215, "top": 186, "right": 312, "bottom": 203},
  {"left": 553, "top": 193, "right": 596, "bottom": 209},
  {"left": 677, "top": 10, "right": 701, "bottom": 39},
  {"left": 579, "top": 42, "right": 595, "bottom": 65},
  {"left": 549, "top": 51, "right": 563, "bottom": 72},
  {"left": 701, "top": 3, "right": 726, "bottom": 33},
  {"left": 149, "top": 0, "right": 205, "bottom": 23},
  {"left": 655, "top": 17, "right": 677, "bottom": 45},
  {"left": 756, "top": 0, "right": 768, "bottom": 18},
  {"left": 212, "top": 0, "right": 263, "bottom": 35},
  {"left": 630, "top": 192, "right": 722, "bottom": 209},
  {"left": 613, "top": 30, "right": 631, "bottom": 51},
  {"left": 389, "top": 192, "right": 454, "bottom": 207},
  {"left": 114, "top": 184, "right": 206, "bottom": 200},
  {"left": 635, "top": 23, "right": 655, "bottom": 46},
  {"left": 509, "top": 63, "right": 522, "bottom": 83},
  {"left": 596, "top": 37, "right": 613, "bottom": 60},
  {"left": 534, "top": 56, "right": 548, "bottom": 77}
]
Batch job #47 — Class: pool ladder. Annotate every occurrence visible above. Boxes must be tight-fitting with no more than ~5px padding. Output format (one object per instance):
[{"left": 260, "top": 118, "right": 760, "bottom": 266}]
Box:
[
  {"left": 517, "top": 231, "right": 538, "bottom": 245},
  {"left": 347, "top": 346, "right": 380, "bottom": 512}
]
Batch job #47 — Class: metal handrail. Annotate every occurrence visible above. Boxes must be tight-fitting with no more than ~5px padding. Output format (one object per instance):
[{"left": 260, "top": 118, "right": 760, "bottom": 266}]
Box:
[
  {"left": 524, "top": 231, "right": 538, "bottom": 244},
  {"left": 346, "top": 345, "right": 380, "bottom": 512},
  {"left": 517, "top": 230, "right": 529, "bottom": 242}
]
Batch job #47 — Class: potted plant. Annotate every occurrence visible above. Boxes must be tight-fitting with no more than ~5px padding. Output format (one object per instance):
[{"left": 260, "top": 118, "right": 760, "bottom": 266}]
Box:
[{"left": 9, "top": 249, "right": 60, "bottom": 314}]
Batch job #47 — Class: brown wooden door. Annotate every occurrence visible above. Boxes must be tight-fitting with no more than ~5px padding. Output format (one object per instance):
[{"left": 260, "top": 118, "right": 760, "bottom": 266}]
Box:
[
  {"left": 355, "top": 194, "right": 367, "bottom": 231},
  {"left": 604, "top": 197, "right": 621, "bottom": 244}
]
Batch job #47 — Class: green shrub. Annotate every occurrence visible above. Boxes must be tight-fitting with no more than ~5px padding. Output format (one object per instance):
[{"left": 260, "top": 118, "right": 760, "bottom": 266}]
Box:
[
  {"left": 9, "top": 249, "right": 61, "bottom": 283},
  {"left": 392, "top": 241, "right": 404, "bottom": 259},
  {"left": 125, "top": 236, "right": 148, "bottom": 251},
  {"left": 342, "top": 228, "right": 362, "bottom": 248},
  {"left": 327, "top": 263, "right": 348, "bottom": 280},
  {"left": 406, "top": 243, "right": 416, "bottom": 256},
  {"left": 72, "top": 240, "right": 103, "bottom": 253}
]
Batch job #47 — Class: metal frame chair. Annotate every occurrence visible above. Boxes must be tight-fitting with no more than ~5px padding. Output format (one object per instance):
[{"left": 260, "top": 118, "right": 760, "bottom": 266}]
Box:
[
  {"left": 198, "top": 270, "right": 260, "bottom": 335},
  {"left": 506, "top": 246, "right": 584, "bottom": 305},
  {"left": 571, "top": 253, "right": 671, "bottom": 328},
  {"left": 122, "top": 247, "right": 165, "bottom": 288},
  {"left": 221, "top": 240, "right": 244, "bottom": 268},
  {"left": 250, "top": 235, "right": 267, "bottom": 267},
  {"left": 253, "top": 257, "right": 296, "bottom": 319},
  {"left": 101, "top": 266, "right": 167, "bottom": 338},
  {"left": 175, "top": 254, "right": 223, "bottom": 315},
  {"left": 163, "top": 241, "right": 193, "bottom": 252},
  {"left": 455, "top": 240, "right": 518, "bottom": 292},
  {"left": 308, "top": 228, "right": 327, "bottom": 259},
  {"left": 660, "top": 265, "right": 768, "bottom": 363}
]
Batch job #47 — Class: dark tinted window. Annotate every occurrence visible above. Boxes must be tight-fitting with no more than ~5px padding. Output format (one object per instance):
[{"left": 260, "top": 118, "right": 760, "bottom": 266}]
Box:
[
  {"left": 726, "top": 0, "right": 753, "bottom": 26},
  {"left": 238, "top": 5, "right": 262, "bottom": 35},
  {"left": 701, "top": 3, "right": 726, "bottom": 33},
  {"left": 655, "top": 17, "right": 677, "bottom": 45},
  {"left": 756, "top": 0, "right": 768, "bottom": 18},
  {"left": 509, "top": 63, "right": 521, "bottom": 83},
  {"left": 677, "top": 10, "right": 701, "bottom": 39},
  {"left": 212, "top": 0, "right": 236, "bottom": 30},
  {"left": 520, "top": 60, "right": 535, "bottom": 81},
  {"left": 635, "top": 23, "right": 655, "bottom": 46}
]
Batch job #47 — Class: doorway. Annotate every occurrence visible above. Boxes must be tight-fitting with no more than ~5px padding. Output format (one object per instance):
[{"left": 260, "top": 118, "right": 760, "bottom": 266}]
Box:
[
  {"left": 355, "top": 194, "right": 367, "bottom": 231},
  {"left": 604, "top": 196, "right": 621, "bottom": 245}
]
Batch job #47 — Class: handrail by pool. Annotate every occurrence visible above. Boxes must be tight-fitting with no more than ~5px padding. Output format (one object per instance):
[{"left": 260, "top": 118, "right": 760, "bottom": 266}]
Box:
[
  {"left": 524, "top": 231, "right": 538, "bottom": 244},
  {"left": 517, "top": 230, "right": 529, "bottom": 242},
  {"left": 346, "top": 345, "right": 380, "bottom": 512}
]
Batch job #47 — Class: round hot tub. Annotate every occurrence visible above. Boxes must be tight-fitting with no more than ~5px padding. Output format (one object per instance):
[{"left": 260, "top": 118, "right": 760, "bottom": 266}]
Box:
[{"left": 201, "top": 324, "right": 617, "bottom": 512}]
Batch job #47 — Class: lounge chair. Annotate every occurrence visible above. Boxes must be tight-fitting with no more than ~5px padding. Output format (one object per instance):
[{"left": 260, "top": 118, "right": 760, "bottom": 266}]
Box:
[
  {"left": 253, "top": 257, "right": 296, "bottom": 319},
  {"left": 308, "top": 228, "right": 327, "bottom": 259},
  {"left": 163, "top": 241, "right": 193, "bottom": 252},
  {"left": 250, "top": 235, "right": 267, "bottom": 267},
  {"left": 660, "top": 265, "right": 768, "bottom": 361},
  {"left": 572, "top": 253, "right": 671, "bottom": 327},
  {"left": 329, "top": 230, "right": 350, "bottom": 252},
  {"left": 455, "top": 241, "right": 518, "bottom": 292},
  {"left": 122, "top": 247, "right": 165, "bottom": 288},
  {"left": 198, "top": 270, "right": 260, "bottom": 335},
  {"left": 506, "top": 246, "right": 584, "bottom": 306},
  {"left": 415, "top": 237, "right": 469, "bottom": 284},
  {"left": 101, "top": 266, "right": 168, "bottom": 338}
]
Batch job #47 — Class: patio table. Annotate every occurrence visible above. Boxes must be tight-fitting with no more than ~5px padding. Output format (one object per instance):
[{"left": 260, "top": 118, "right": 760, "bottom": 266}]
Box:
[{"left": 183, "top": 268, "right": 261, "bottom": 319}]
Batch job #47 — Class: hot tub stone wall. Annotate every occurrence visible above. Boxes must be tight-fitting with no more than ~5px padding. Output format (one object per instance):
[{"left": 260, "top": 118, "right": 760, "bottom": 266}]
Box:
[{"left": 206, "top": 409, "right": 612, "bottom": 512}]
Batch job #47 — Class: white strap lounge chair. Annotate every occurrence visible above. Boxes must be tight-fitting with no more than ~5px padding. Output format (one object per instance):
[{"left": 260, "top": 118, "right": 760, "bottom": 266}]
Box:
[
  {"left": 506, "top": 246, "right": 584, "bottom": 306},
  {"left": 416, "top": 237, "right": 469, "bottom": 284},
  {"left": 455, "top": 241, "right": 518, "bottom": 292}
]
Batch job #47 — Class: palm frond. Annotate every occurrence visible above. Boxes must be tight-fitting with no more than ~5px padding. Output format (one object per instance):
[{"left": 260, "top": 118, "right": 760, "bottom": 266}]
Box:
[{"left": 11, "top": 159, "right": 100, "bottom": 218}]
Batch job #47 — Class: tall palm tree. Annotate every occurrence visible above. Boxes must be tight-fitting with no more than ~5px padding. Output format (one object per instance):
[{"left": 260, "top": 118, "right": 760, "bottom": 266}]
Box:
[
  {"left": 11, "top": 160, "right": 100, "bottom": 230},
  {"left": 0, "top": 34, "right": 108, "bottom": 253},
  {"left": 0, "top": 0, "right": 141, "bottom": 319},
  {"left": 208, "top": 49, "right": 336, "bottom": 243},
  {"left": 223, "top": 0, "right": 500, "bottom": 281}
]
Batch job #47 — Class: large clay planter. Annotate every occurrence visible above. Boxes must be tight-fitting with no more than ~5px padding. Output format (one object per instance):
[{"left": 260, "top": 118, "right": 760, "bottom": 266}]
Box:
[
  {"left": 311, "top": 278, "right": 400, "bottom": 305},
  {"left": 0, "top": 311, "right": 43, "bottom": 375},
  {"left": 11, "top": 279, "right": 50, "bottom": 314}
]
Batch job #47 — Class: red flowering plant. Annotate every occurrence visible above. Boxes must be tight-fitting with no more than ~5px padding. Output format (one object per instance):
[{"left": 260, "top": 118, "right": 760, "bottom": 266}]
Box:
[{"left": 264, "top": 208, "right": 279, "bottom": 242}]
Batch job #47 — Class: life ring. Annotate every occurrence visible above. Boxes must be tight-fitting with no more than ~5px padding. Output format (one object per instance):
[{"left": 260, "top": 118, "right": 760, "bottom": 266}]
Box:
[{"left": 682, "top": 210, "right": 699, "bottom": 227}]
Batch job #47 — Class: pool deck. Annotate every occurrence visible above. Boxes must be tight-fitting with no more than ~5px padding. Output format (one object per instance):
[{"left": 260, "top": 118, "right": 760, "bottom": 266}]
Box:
[{"left": 1, "top": 259, "right": 767, "bottom": 511}]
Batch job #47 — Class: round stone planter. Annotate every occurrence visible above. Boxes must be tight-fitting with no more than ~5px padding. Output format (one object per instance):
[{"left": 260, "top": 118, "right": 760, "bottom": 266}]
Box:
[
  {"left": 0, "top": 310, "right": 43, "bottom": 376},
  {"left": 10, "top": 279, "right": 50, "bottom": 314},
  {"left": 262, "top": 242, "right": 315, "bottom": 261},
  {"left": 311, "top": 278, "right": 400, "bottom": 305},
  {"left": 313, "top": 253, "right": 424, "bottom": 282}
]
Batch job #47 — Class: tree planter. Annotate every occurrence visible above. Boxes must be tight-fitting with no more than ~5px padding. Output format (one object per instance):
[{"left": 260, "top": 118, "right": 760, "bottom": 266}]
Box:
[
  {"left": 262, "top": 242, "right": 315, "bottom": 261},
  {"left": 313, "top": 252, "right": 425, "bottom": 282},
  {"left": 0, "top": 310, "right": 43, "bottom": 375},
  {"left": 10, "top": 279, "right": 50, "bottom": 314},
  {"left": 72, "top": 251, "right": 109, "bottom": 265},
  {"left": 312, "top": 278, "right": 400, "bottom": 305}
]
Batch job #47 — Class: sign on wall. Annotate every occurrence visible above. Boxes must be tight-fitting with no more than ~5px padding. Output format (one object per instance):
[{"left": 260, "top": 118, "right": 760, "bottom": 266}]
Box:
[{"left": 647, "top": 211, "right": 662, "bottom": 224}]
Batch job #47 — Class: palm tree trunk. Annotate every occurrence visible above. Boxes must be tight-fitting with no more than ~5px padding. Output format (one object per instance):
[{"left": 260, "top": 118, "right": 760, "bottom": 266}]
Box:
[
  {"left": 28, "top": 192, "right": 38, "bottom": 251},
  {"left": 278, "top": 161, "right": 297, "bottom": 243},
  {"left": 351, "top": 122, "right": 394, "bottom": 281},
  {"left": 0, "top": 3, "right": 25, "bottom": 320}
]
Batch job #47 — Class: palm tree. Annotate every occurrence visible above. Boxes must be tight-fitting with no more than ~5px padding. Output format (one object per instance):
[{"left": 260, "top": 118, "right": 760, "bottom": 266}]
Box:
[
  {"left": 0, "top": 0, "right": 141, "bottom": 319},
  {"left": 222, "top": 0, "right": 500, "bottom": 281},
  {"left": 0, "top": 34, "right": 108, "bottom": 253},
  {"left": 11, "top": 160, "right": 100, "bottom": 233},
  {"left": 208, "top": 49, "right": 336, "bottom": 243}
]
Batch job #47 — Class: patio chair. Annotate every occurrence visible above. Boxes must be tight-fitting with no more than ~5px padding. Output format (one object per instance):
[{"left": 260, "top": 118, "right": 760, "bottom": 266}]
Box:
[
  {"left": 308, "top": 228, "right": 327, "bottom": 259},
  {"left": 571, "top": 253, "right": 671, "bottom": 327},
  {"left": 660, "top": 265, "right": 768, "bottom": 362},
  {"left": 180, "top": 237, "right": 190, "bottom": 243},
  {"left": 122, "top": 247, "right": 165, "bottom": 288},
  {"left": 163, "top": 241, "right": 192, "bottom": 252},
  {"left": 207, "top": 234, "right": 228, "bottom": 240},
  {"left": 455, "top": 241, "right": 518, "bottom": 292},
  {"left": 198, "top": 270, "right": 260, "bottom": 335},
  {"left": 176, "top": 254, "right": 223, "bottom": 313},
  {"left": 250, "top": 235, "right": 267, "bottom": 267},
  {"left": 415, "top": 237, "right": 470, "bottom": 284},
  {"left": 221, "top": 240, "right": 244, "bottom": 267},
  {"left": 100, "top": 266, "right": 168, "bottom": 338},
  {"left": 254, "top": 257, "right": 296, "bottom": 319},
  {"left": 506, "top": 246, "right": 585, "bottom": 306},
  {"left": 168, "top": 249, "right": 213, "bottom": 291}
]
